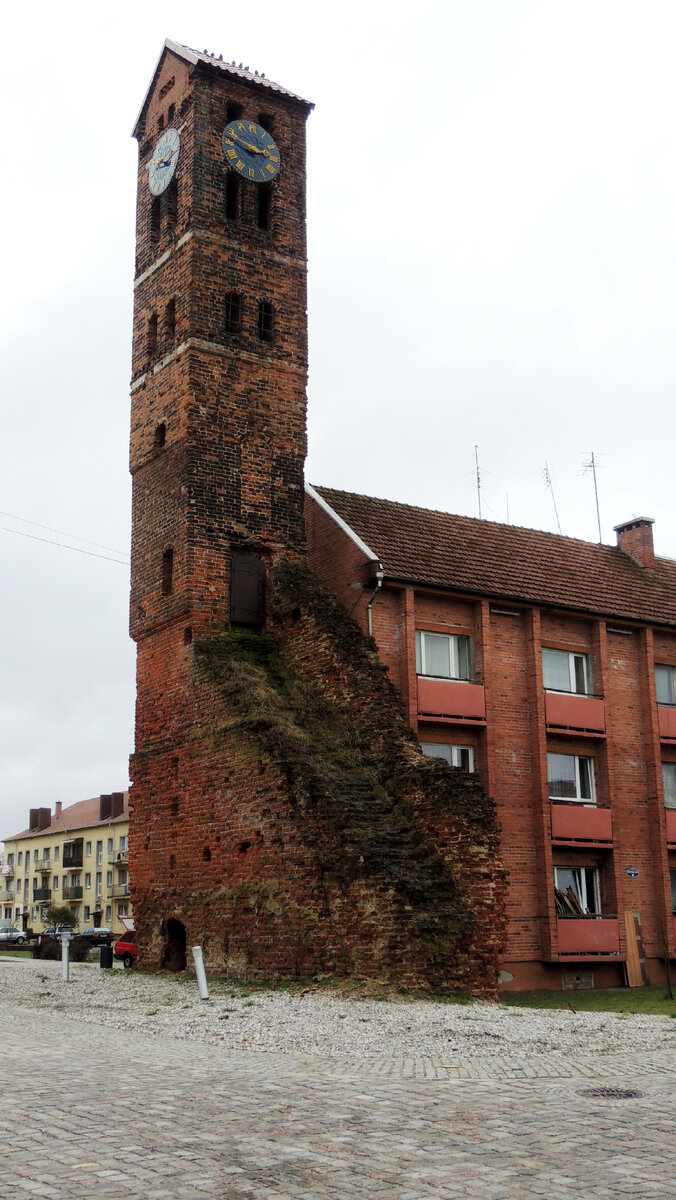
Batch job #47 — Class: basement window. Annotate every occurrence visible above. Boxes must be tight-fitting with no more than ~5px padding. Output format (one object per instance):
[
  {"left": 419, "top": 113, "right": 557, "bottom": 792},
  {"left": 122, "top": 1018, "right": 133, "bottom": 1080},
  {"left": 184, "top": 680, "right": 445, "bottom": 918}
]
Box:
[
  {"left": 257, "top": 301, "right": 274, "bottom": 342},
  {"left": 420, "top": 743, "right": 474, "bottom": 771},
  {"left": 224, "top": 292, "right": 242, "bottom": 334},
  {"left": 554, "top": 866, "right": 600, "bottom": 916},
  {"left": 548, "top": 753, "right": 595, "bottom": 804},
  {"left": 656, "top": 664, "right": 676, "bottom": 706},
  {"left": 415, "top": 630, "right": 472, "bottom": 681},
  {"left": 162, "top": 548, "right": 174, "bottom": 595},
  {"left": 542, "top": 649, "right": 591, "bottom": 695}
]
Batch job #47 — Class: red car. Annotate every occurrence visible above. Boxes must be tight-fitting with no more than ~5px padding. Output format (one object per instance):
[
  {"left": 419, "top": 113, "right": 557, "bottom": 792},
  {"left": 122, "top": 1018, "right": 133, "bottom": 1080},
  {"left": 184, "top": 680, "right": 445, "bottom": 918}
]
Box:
[{"left": 113, "top": 930, "right": 137, "bottom": 968}]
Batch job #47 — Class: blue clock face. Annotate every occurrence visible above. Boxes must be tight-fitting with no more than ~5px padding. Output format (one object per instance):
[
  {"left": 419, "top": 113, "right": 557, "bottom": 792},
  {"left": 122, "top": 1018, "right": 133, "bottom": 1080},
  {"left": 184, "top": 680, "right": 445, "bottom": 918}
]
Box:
[
  {"left": 148, "top": 128, "right": 180, "bottom": 196},
  {"left": 222, "top": 120, "right": 280, "bottom": 184}
]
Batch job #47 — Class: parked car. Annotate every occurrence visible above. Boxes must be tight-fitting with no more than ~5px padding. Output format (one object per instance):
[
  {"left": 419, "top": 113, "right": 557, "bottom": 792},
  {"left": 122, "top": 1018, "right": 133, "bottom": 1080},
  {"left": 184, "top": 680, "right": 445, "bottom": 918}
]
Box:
[
  {"left": 113, "top": 930, "right": 137, "bottom": 968},
  {"left": 80, "top": 927, "right": 114, "bottom": 946},
  {"left": 0, "top": 926, "right": 26, "bottom": 946},
  {"left": 42, "top": 926, "right": 77, "bottom": 940}
]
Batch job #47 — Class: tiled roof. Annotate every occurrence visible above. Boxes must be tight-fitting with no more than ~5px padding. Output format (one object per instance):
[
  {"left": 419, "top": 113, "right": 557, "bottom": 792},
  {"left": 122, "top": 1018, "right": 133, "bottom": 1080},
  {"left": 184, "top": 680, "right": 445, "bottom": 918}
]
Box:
[
  {"left": 164, "top": 40, "right": 313, "bottom": 107},
  {"left": 313, "top": 487, "right": 676, "bottom": 628},
  {"left": 4, "top": 794, "right": 129, "bottom": 843}
]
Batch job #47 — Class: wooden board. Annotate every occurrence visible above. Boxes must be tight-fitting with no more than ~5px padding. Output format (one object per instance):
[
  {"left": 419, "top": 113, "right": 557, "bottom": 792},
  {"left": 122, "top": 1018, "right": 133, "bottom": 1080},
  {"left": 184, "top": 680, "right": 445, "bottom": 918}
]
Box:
[{"left": 624, "top": 910, "right": 647, "bottom": 987}]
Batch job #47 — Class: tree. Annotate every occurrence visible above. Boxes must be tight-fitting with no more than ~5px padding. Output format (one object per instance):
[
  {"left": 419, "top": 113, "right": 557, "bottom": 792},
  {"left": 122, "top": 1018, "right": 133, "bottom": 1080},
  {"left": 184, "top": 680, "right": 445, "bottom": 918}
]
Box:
[{"left": 44, "top": 904, "right": 77, "bottom": 930}]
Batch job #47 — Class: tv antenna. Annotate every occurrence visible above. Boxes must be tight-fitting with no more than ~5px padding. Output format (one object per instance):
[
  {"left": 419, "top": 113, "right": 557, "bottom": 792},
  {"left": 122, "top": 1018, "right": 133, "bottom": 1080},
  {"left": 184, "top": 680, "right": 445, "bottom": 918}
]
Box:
[
  {"left": 542, "top": 463, "right": 562, "bottom": 534},
  {"left": 474, "top": 444, "right": 482, "bottom": 519},
  {"left": 580, "top": 451, "right": 603, "bottom": 543}
]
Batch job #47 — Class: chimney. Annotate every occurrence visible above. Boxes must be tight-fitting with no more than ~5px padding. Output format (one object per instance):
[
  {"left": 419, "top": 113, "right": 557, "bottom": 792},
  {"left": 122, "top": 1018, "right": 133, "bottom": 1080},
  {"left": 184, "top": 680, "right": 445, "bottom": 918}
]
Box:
[
  {"left": 614, "top": 517, "right": 655, "bottom": 569},
  {"left": 55, "top": 801, "right": 62, "bottom": 819},
  {"left": 29, "top": 807, "right": 51, "bottom": 831},
  {"left": 99, "top": 794, "right": 112, "bottom": 821},
  {"left": 111, "top": 792, "right": 125, "bottom": 819}
]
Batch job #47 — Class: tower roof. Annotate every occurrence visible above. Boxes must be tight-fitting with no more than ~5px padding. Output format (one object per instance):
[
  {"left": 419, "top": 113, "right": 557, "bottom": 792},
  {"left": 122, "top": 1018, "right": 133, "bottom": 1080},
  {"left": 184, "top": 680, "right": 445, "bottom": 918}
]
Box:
[{"left": 133, "top": 39, "right": 313, "bottom": 137}]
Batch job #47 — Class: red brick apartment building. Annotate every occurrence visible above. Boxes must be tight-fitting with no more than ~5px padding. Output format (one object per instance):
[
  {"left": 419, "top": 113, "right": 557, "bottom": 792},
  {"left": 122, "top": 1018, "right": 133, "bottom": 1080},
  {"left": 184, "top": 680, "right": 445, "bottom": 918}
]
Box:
[{"left": 306, "top": 488, "right": 676, "bottom": 990}]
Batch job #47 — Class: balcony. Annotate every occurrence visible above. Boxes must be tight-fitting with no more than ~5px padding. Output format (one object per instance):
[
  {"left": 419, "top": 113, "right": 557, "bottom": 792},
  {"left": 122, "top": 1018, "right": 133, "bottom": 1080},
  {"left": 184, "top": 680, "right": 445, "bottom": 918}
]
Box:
[
  {"left": 3, "top": 890, "right": 14, "bottom": 902},
  {"left": 658, "top": 705, "right": 676, "bottom": 742},
  {"left": 109, "top": 852, "right": 129, "bottom": 866},
  {"left": 37, "top": 861, "right": 52, "bottom": 874},
  {"left": 111, "top": 883, "right": 131, "bottom": 899},
  {"left": 417, "top": 678, "right": 486, "bottom": 725},
  {"left": 62, "top": 886, "right": 83, "bottom": 900},
  {"left": 557, "top": 917, "right": 620, "bottom": 957},
  {"left": 551, "top": 803, "right": 612, "bottom": 845},
  {"left": 32, "top": 888, "right": 51, "bottom": 902},
  {"left": 62, "top": 853, "right": 83, "bottom": 870},
  {"left": 1, "top": 865, "right": 14, "bottom": 879},
  {"left": 545, "top": 691, "right": 605, "bottom": 737}
]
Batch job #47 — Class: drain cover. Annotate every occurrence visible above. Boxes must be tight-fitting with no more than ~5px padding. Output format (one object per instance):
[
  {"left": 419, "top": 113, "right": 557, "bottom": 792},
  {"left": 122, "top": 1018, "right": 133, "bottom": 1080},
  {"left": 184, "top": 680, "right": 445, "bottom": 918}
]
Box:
[{"left": 578, "top": 1087, "right": 642, "bottom": 1100}]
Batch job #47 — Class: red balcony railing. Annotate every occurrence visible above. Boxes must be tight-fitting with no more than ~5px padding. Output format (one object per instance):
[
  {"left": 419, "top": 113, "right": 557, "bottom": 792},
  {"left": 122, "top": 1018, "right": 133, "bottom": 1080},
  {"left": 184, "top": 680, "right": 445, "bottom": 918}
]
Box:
[
  {"left": 417, "top": 678, "right": 486, "bottom": 724},
  {"left": 551, "top": 803, "right": 612, "bottom": 845},
  {"left": 557, "top": 917, "right": 620, "bottom": 956},
  {"left": 545, "top": 692, "right": 605, "bottom": 735},
  {"left": 658, "top": 706, "right": 676, "bottom": 741}
]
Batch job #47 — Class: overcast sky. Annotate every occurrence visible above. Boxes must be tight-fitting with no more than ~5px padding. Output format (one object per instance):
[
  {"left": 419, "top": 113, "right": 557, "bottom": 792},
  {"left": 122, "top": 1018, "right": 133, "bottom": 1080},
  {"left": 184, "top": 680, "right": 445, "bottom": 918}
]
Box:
[{"left": 2, "top": 0, "right": 675, "bottom": 840}]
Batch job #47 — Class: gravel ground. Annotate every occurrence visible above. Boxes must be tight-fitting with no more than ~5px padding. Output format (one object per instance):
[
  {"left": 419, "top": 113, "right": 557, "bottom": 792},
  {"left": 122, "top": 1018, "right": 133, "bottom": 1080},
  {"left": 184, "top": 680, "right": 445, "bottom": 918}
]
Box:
[{"left": 3, "top": 956, "right": 676, "bottom": 1064}]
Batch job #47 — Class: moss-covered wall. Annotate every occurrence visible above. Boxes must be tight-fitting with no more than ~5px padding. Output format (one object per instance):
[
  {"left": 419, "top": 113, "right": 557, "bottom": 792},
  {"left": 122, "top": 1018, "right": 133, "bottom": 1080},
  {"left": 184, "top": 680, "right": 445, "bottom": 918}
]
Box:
[{"left": 130, "top": 558, "right": 506, "bottom": 995}]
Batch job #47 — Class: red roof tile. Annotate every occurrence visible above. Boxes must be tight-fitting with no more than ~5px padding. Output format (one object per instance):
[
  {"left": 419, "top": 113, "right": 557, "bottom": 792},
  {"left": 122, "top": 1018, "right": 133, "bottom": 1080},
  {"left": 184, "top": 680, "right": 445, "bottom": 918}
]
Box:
[
  {"left": 313, "top": 487, "right": 676, "bottom": 628},
  {"left": 5, "top": 793, "right": 129, "bottom": 843}
]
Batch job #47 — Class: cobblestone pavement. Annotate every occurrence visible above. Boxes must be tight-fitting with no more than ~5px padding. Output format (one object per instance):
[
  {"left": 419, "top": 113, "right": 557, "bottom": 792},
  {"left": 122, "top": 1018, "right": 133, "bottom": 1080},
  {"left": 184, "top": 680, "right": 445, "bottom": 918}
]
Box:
[{"left": 2, "top": 1002, "right": 675, "bottom": 1199}]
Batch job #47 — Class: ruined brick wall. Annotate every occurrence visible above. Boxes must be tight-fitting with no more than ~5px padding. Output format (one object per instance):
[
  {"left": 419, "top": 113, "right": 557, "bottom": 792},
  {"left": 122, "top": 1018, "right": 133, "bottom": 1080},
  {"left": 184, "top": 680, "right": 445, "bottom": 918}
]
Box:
[{"left": 130, "top": 559, "right": 507, "bottom": 994}]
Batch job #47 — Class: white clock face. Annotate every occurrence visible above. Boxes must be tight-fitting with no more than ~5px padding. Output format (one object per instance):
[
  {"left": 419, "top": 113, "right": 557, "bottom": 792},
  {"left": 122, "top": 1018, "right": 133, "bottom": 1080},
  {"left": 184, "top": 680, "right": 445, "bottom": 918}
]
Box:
[{"left": 148, "top": 128, "right": 180, "bottom": 196}]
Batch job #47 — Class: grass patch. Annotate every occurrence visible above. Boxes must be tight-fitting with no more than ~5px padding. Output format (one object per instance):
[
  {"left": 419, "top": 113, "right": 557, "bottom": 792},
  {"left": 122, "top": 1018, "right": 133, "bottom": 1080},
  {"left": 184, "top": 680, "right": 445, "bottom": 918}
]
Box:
[
  {"left": 503, "top": 987, "right": 676, "bottom": 1018},
  {"left": 0, "top": 949, "right": 31, "bottom": 958}
]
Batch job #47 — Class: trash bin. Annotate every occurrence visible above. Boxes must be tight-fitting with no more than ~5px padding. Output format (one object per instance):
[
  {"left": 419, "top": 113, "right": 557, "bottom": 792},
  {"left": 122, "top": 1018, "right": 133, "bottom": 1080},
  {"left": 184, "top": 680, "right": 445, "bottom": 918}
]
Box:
[{"left": 100, "top": 944, "right": 113, "bottom": 969}]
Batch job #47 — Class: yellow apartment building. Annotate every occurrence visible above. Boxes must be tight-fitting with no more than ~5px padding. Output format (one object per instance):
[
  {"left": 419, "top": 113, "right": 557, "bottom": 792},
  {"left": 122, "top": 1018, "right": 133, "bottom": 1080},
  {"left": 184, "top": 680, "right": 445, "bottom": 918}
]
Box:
[{"left": 1, "top": 793, "right": 131, "bottom": 933}]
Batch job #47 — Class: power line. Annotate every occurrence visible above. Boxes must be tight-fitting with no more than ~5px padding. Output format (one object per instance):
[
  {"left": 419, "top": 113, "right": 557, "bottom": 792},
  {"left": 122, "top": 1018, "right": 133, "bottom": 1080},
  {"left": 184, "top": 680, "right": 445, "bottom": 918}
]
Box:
[
  {"left": 0, "top": 508, "right": 128, "bottom": 558},
  {"left": 0, "top": 524, "right": 129, "bottom": 565}
]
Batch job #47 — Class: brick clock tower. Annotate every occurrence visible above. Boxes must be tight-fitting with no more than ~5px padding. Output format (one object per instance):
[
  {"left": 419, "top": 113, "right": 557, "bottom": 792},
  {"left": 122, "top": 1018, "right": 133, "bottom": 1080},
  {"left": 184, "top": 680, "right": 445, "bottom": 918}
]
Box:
[
  {"left": 128, "top": 41, "right": 505, "bottom": 991},
  {"left": 129, "top": 42, "right": 314, "bottom": 966}
]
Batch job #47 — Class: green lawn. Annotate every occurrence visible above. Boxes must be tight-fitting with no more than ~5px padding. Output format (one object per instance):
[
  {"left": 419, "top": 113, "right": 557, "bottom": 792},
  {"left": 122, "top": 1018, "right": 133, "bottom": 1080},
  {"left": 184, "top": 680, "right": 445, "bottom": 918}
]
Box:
[{"left": 502, "top": 986, "right": 676, "bottom": 1017}]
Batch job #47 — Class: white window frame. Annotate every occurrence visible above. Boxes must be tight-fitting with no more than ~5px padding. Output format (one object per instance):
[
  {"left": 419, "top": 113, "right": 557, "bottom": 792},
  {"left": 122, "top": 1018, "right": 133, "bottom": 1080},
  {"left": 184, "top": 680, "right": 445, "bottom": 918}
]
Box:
[
  {"left": 555, "top": 866, "right": 600, "bottom": 915},
  {"left": 547, "top": 752, "right": 595, "bottom": 804},
  {"left": 542, "top": 648, "right": 591, "bottom": 695},
  {"left": 415, "top": 630, "right": 472, "bottom": 681},
  {"left": 656, "top": 665, "right": 676, "bottom": 706},
  {"left": 662, "top": 762, "right": 676, "bottom": 810},
  {"left": 420, "top": 743, "right": 474, "bottom": 771}
]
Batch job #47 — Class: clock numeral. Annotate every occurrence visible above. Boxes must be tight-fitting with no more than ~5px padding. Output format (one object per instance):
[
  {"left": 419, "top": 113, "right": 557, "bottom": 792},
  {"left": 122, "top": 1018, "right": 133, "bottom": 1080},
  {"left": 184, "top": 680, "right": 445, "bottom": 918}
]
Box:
[
  {"left": 224, "top": 138, "right": 234, "bottom": 147},
  {"left": 269, "top": 156, "right": 278, "bottom": 164},
  {"left": 236, "top": 122, "right": 245, "bottom": 131},
  {"left": 265, "top": 163, "right": 275, "bottom": 175},
  {"left": 227, "top": 148, "right": 237, "bottom": 160},
  {"left": 248, "top": 122, "right": 257, "bottom": 133},
  {"left": 235, "top": 160, "right": 244, "bottom": 172},
  {"left": 259, "top": 168, "right": 266, "bottom": 179},
  {"left": 248, "top": 167, "right": 254, "bottom": 180},
  {"left": 226, "top": 126, "right": 235, "bottom": 137}
]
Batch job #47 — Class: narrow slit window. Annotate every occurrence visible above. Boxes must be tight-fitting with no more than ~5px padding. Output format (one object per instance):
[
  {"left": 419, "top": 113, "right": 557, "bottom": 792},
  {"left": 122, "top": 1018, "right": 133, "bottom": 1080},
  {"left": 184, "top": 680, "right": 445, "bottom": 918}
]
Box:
[
  {"left": 154, "top": 422, "right": 166, "bottom": 450},
  {"left": 257, "top": 183, "right": 272, "bottom": 230},
  {"left": 168, "top": 103, "right": 175, "bottom": 124},
  {"left": 165, "top": 298, "right": 176, "bottom": 342},
  {"left": 166, "top": 179, "right": 178, "bottom": 228},
  {"left": 147, "top": 313, "right": 158, "bottom": 357},
  {"left": 225, "top": 173, "right": 239, "bottom": 221},
  {"left": 162, "top": 548, "right": 174, "bottom": 595},
  {"left": 257, "top": 300, "right": 274, "bottom": 342},
  {"left": 227, "top": 100, "right": 243, "bottom": 121},
  {"left": 150, "top": 197, "right": 161, "bottom": 244},
  {"left": 224, "top": 292, "right": 242, "bottom": 334}
]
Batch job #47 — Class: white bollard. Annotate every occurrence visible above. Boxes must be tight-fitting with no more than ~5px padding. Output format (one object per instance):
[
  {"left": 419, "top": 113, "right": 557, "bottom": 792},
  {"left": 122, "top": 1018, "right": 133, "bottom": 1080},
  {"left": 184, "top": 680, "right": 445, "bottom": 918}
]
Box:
[
  {"left": 61, "top": 931, "right": 71, "bottom": 982},
  {"left": 192, "top": 945, "right": 209, "bottom": 1000}
]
